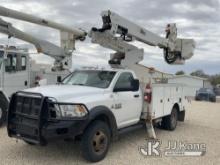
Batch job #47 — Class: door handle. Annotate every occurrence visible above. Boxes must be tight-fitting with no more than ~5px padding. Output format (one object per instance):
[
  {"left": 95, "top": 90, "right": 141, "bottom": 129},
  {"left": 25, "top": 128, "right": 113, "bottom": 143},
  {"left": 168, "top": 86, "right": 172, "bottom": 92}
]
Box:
[{"left": 134, "top": 94, "right": 139, "bottom": 98}]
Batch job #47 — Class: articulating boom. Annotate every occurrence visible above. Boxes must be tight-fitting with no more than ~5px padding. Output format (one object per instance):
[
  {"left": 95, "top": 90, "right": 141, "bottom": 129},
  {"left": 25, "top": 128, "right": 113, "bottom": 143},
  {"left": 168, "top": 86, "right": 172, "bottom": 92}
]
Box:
[
  {"left": 90, "top": 10, "right": 195, "bottom": 65},
  {"left": 0, "top": 6, "right": 87, "bottom": 70}
]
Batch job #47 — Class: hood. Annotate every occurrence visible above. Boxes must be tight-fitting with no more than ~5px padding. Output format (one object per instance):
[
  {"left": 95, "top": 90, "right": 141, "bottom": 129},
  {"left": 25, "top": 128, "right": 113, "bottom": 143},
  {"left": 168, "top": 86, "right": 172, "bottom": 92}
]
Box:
[{"left": 23, "top": 85, "right": 105, "bottom": 102}]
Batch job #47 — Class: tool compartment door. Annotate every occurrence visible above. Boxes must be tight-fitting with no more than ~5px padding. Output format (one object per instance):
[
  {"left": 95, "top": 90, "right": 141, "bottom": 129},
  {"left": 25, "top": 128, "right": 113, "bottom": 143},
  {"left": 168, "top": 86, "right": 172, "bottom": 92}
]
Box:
[
  {"left": 170, "top": 86, "right": 183, "bottom": 110},
  {"left": 152, "top": 86, "right": 164, "bottom": 118},
  {"left": 163, "top": 86, "right": 173, "bottom": 116}
]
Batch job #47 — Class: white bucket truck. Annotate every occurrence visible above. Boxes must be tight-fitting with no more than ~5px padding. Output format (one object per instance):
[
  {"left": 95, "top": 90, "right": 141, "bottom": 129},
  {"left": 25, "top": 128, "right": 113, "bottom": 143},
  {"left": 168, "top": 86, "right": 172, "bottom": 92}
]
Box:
[{"left": 1, "top": 7, "right": 195, "bottom": 162}]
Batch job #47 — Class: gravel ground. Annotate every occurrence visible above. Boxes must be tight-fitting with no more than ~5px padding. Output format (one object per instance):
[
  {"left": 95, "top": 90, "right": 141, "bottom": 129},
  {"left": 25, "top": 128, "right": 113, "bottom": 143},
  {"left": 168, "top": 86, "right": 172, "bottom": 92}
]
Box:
[{"left": 0, "top": 101, "right": 220, "bottom": 165}]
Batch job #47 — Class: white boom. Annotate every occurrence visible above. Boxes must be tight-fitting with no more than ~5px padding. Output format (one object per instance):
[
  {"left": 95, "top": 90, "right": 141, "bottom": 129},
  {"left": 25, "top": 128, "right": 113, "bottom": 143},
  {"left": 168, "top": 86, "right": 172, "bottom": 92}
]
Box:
[
  {"left": 0, "top": 6, "right": 85, "bottom": 38},
  {"left": 0, "top": 6, "right": 87, "bottom": 70},
  {"left": 90, "top": 10, "right": 195, "bottom": 65}
]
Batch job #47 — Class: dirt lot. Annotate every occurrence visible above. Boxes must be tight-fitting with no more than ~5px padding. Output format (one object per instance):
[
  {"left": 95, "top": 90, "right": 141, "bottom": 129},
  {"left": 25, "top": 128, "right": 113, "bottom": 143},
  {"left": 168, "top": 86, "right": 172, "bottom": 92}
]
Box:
[{"left": 0, "top": 101, "right": 220, "bottom": 165}]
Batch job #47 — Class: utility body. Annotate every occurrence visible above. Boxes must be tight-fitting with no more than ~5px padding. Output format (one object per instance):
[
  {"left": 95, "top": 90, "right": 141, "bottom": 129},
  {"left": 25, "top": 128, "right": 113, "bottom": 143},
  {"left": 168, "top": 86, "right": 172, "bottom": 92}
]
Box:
[{"left": 0, "top": 7, "right": 195, "bottom": 162}]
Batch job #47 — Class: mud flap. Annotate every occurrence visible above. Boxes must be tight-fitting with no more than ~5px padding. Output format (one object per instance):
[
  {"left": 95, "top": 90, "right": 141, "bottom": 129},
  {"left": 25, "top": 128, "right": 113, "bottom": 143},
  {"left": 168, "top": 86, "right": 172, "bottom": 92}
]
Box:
[{"left": 178, "top": 110, "right": 185, "bottom": 122}]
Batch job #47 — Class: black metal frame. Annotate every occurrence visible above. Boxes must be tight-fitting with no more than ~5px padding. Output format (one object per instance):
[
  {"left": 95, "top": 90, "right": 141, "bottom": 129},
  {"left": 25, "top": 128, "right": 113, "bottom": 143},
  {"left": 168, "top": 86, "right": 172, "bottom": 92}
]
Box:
[
  {"left": 7, "top": 91, "right": 45, "bottom": 144},
  {"left": 7, "top": 91, "right": 89, "bottom": 145}
]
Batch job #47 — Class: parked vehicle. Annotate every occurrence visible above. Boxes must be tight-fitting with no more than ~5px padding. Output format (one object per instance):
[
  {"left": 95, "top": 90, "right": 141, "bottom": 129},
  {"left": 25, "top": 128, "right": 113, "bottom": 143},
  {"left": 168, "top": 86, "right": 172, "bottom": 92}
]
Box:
[
  {"left": 195, "top": 88, "right": 216, "bottom": 102},
  {"left": 214, "top": 87, "right": 220, "bottom": 96},
  {"left": 7, "top": 68, "right": 188, "bottom": 162},
  {"left": 0, "top": 46, "right": 67, "bottom": 126}
]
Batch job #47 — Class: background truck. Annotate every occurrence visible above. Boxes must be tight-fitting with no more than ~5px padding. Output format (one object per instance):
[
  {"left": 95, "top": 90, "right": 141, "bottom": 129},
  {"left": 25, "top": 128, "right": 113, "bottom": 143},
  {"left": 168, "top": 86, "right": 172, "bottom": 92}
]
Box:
[
  {"left": 5, "top": 8, "right": 195, "bottom": 162},
  {"left": 0, "top": 5, "right": 87, "bottom": 126},
  {"left": 0, "top": 46, "right": 68, "bottom": 126}
]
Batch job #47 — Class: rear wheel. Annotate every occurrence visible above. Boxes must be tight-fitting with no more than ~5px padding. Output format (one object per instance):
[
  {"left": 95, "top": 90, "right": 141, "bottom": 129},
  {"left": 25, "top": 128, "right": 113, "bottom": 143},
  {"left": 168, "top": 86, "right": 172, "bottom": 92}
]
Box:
[
  {"left": 0, "top": 103, "right": 7, "bottom": 127},
  {"left": 162, "top": 107, "right": 178, "bottom": 130},
  {"left": 81, "top": 120, "right": 110, "bottom": 162},
  {"left": 211, "top": 97, "right": 216, "bottom": 102}
]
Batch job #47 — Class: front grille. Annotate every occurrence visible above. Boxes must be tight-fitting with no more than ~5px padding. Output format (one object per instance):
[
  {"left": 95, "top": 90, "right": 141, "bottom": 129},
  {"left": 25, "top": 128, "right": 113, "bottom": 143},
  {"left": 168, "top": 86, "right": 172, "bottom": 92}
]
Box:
[
  {"left": 15, "top": 94, "right": 42, "bottom": 117},
  {"left": 8, "top": 92, "right": 45, "bottom": 143}
]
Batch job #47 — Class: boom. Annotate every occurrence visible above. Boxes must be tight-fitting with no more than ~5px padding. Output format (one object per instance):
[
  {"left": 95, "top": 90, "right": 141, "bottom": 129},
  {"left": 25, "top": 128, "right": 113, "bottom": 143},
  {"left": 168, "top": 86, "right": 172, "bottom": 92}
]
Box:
[
  {"left": 90, "top": 10, "right": 195, "bottom": 65},
  {"left": 0, "top": 6, "right": 87, "bottom": 70},
  {"left": 0, "top": 18, "right": 66, "bottom": 59}
]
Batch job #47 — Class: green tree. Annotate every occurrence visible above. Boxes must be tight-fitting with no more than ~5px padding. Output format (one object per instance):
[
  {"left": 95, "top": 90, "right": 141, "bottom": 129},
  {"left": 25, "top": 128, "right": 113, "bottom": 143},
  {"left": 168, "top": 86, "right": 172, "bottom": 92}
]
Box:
[
  {"left": 209, "top": 74, "right": 220, "bottom": 86},
  {"left": 175, "top": 70, "right": 185, "bottom": 75},
  {"left": 190, "top": 70, "right": 208, "bottom": 78}
]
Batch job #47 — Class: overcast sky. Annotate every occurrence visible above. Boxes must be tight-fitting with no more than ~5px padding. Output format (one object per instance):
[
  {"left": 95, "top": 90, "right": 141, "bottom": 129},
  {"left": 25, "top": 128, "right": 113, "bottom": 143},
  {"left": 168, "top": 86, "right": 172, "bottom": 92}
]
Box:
[{"left": 0, "top": 0, "right": 220, "bottom": 74}]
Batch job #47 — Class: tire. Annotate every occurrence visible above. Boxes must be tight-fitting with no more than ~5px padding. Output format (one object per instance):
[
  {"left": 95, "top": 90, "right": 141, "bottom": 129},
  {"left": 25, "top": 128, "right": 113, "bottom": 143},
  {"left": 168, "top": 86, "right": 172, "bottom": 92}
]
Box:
[
  {"left": 211, "top": 97, "right": 216, "bottom": 102},
  {"left": 0, "top": 103, "right": 7, "bottom": 127},
  {"left": 81, "top": 120, "right": 111, "bottom": 162},
  {"left": 162, "top": 107, "right": 178, "bottom": 131}
]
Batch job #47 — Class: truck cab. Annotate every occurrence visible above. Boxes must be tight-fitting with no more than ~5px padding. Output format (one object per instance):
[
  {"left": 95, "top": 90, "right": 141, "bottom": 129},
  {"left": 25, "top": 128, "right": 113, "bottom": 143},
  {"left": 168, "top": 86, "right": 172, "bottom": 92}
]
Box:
[
  {"left": 0, "top": 46, "right": 29, "bottom": 125},
  {"left": 0, "top": 47, "right": 29, "bottom": 96},
  {"left": 7, "top": 68, "right": 142, "bottom": 159}
]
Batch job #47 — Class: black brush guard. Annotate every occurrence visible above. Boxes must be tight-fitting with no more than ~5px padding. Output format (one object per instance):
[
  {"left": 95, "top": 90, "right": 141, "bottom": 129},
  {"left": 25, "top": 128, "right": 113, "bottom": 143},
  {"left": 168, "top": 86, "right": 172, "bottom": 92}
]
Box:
[{"left": 7, "top": 91, "right": 48, "bottom": 145}]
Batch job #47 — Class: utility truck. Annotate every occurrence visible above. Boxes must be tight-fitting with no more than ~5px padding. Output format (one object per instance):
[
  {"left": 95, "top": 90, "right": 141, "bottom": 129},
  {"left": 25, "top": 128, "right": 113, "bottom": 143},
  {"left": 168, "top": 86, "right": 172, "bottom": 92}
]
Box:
[
  {"left": 0, "top": 46, "right": 70, "bottom": 126},
  {"left": 2, "top": 7, "right": 195, "bottom": 162}
]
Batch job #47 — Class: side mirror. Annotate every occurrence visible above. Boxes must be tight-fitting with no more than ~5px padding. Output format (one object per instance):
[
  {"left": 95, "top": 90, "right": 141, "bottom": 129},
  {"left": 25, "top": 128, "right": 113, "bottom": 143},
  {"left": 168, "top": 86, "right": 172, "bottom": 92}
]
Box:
[
  {"left": 113, "top": 79, "right": 140, "bottom": 92},
  {"left": 57, "top": 76, "right": 62, "bottom": 83},
  {"left": 131, "top": 79, "right": 139, "bottom": 91}
]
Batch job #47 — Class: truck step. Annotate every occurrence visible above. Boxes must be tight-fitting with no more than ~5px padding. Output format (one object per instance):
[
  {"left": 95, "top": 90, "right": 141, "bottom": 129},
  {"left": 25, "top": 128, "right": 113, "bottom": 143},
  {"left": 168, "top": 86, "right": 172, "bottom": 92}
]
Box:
[{"left": 118, "top": 123, "right": 145, "bottom": 136}]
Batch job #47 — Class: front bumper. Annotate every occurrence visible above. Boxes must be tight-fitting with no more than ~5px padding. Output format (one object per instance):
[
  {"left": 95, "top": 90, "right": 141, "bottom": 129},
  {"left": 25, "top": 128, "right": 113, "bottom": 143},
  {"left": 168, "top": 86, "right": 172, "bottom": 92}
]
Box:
[
  {"left": 7, "top": 92, "right": 89, "bottom": 145},
  {"left": 41, "top": 119, "right": 89, "bottom": 141},
  {"left": 9, "top": 119, "right": 89, "bottom": 145}
]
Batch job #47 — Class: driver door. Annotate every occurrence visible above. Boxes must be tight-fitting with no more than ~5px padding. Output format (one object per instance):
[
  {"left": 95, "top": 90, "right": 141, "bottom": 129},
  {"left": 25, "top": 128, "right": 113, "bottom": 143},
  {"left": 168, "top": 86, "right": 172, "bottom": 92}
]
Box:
[{"left": 112, "top": 72, "right": 142, "bottom": 129}]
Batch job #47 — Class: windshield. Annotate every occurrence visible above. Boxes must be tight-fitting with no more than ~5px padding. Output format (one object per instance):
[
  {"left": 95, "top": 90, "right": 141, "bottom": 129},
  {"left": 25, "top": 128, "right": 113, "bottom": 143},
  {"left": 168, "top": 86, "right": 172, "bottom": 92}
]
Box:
[
  {"left": 198, "top": 88, "right": 213, "bottom": 93},
  {"left": 62, "top": 70, "right": 116, "bottom": 88}
]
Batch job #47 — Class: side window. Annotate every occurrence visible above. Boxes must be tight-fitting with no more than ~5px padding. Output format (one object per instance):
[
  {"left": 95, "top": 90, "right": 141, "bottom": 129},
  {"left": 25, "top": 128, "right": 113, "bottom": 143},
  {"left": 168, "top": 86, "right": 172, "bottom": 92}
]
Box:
[
  {"left": 5, "top": 54, "right": 27, "bottom": 72},
  {"left": 5, "top": 54, "right": 16, "bottom": 72},
  {"left": 114, "top": 72, "right": 134, "bottom": 91},
  {"left": 12, "top": 56, "right": 17, "bottom": 69},
  {"left": 21, "top": 56, "right": 27, "bottom": 70}
]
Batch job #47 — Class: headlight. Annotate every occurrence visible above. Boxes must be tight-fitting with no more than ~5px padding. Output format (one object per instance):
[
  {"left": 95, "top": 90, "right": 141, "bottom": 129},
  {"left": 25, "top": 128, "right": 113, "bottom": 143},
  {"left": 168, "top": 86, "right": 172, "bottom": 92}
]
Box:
[{"left": 53, "top": 104, "right": 88, "bottom": 118}]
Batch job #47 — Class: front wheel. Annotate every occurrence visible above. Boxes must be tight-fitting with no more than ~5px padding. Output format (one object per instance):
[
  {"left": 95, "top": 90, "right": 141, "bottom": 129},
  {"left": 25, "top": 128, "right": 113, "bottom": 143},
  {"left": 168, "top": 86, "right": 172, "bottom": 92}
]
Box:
[
  {"left": 0, "top": 104, "right": 7, "bottom": 127},
  {"left": 162, "top": 107, "right": 178, "bottom": 131},
  {"left": 81, "top": 120, "right": 111, "bottom": 162}
]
